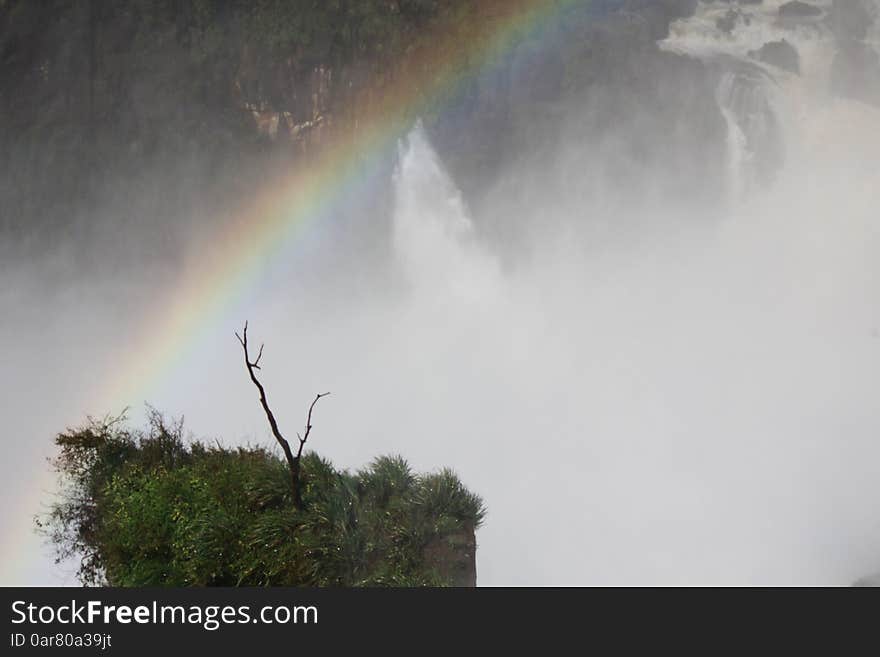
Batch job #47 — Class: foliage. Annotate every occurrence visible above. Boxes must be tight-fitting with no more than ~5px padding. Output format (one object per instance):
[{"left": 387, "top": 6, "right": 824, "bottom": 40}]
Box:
[
  {"left": 0, "top": 0, "right": 514, "bottom": 243},
  {"left": 39, "top": 411, "right": 485, "bottom": 587},
  {"left": 0, "top": 1, "right": 711, "bottom": 257}
]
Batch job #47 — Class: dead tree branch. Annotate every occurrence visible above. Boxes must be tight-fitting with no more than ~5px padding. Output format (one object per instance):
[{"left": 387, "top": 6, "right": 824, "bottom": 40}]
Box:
[
  {"left": 235, "top": 321, "right": 329, "bottom": 510},
  {"left": 297, "top": 392, "right": 331, "bottom": 460}
]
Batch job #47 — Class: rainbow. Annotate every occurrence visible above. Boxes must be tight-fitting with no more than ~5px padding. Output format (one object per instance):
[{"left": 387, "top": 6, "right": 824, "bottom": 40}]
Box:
[
  {"left": 94, "top": 0, "right": 582, "bottom": 411},
  {"left": 6, "top": 0, "right": 584, "bottom": 584}
]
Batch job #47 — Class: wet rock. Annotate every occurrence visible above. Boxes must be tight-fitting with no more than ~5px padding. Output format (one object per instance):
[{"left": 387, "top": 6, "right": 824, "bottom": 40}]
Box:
[
  {"left": 826, "top": 0, "right": 879, "bottom": 106},
  {"left": 779, "top": 2, "right": 823, "bottom": 19},
  {"left": 426, "top": 0, "right": 727, "bottom": 216},
  {"left": 614, "top": 0, "right": 700, "bottom": 41},
  {"left": 830, "top": 0, "right": 876, "bottom": 41},
  {"left": 749, "top": 39, "right": 800, "bottom": 74},
  {"left": 423, "top": 526, "right": 477, "bottom": 587},
  {"left": 831, "top": 39, "right": 880, "bottom": 106},
  {"left": 717, "top": 9, "right": 746, "bottom": 34}
]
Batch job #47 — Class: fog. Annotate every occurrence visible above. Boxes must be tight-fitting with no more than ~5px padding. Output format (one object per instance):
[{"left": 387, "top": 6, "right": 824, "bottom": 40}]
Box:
[{"left": 3, "top": 0, "right": 880, "bottom": 585}]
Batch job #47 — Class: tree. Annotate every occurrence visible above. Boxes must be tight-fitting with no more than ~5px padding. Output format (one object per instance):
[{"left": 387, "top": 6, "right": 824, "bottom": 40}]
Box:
[
  {"left": 235, "top": 321, "right": 328, "bottom": 510},
  {"left": 38, "top": 410, "right": 485, "bottom": 586}
]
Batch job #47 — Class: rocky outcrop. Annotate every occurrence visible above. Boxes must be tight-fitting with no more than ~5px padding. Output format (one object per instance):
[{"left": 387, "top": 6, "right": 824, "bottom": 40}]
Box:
[
  {"left": 831, "top": 41, "right": 880, "bottom": 105},
  {"left": 828, "top": 0, "right": 880, "bottom": 106},
  {"left": 830, "top": 0, "right": 875, "bottom": 41},
  {"left": 717, "top": 9, "right": 752, "bottom": 35},
  {"left": 617, "top": 0, "right": 700, "bottom": 40},
  {"left": 749, "top": 39, "right": 801, "bottom": 74},
  {"left": 423, "top": 526, "right": 477, "bottom": 587},
  {"left": 426, "top": 0, "right": 727, "bottom": 236},
  {"left": 779, "top": 2, "right": 823, "bottom": 19}
]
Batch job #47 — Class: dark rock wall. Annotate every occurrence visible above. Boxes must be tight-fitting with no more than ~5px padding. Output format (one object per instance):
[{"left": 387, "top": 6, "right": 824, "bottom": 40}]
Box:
[
  {"left": 423, "top": 526, "right": 478, "bottom": 587},
  {"left": 1, "top": 1, "right": 729, "bottom": 267},
  {"left": 829, "top": 0, "right": 880, "bottom": 105},
  {"left": 426, "top": 0, "right": 727, "bottom": 239}
]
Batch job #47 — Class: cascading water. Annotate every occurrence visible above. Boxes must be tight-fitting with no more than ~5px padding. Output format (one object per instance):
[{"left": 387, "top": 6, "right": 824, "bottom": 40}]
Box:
[
  {"left": 5, "top": 1, "right": 880, "bottom": 586},
  {"left": 391, "top": 122, "right": 500, "bottom": 304},
  {"left": 715, "top": 69, "right": 780, "bottom": 199},
  {"left": 382, "top": 0, "right": 880, "bottom": 585},
  {"left": 661, "top": 1, "right": 859, "bottom": 198}
]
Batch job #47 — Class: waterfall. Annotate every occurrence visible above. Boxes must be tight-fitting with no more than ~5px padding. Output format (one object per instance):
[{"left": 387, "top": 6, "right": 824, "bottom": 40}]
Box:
[
  {"left": 391, "top": 121, "right": 500, "bottom": 305},
  {"left": 6, "top": 0, "right": 880, "bottom": 587},
  {"left": 380, "top": 1, "right": 880, "bottom": 585},
  {"left": 661, "top": 0, "right": 862, "bottom": 198},
  {"left": 715, "top": 69, "right": 780, "bottom": 199}
]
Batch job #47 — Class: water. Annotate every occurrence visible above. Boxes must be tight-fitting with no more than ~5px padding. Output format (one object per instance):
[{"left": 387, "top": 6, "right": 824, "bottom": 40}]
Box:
[
  {"left": 4, "top": 1, "right": 880, "bottom": 585},
  {"left": 385, "top": 0, "right": 880, "bottom": 584}
]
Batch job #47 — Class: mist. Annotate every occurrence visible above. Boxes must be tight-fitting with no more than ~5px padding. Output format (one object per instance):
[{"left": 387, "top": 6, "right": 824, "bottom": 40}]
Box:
[{"left": 3, "top": 0, "right": 880, "bottom": 586}]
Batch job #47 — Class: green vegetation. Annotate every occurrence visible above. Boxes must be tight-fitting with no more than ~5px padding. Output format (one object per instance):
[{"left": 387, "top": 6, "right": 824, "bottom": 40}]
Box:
[
  {"left": 40, "top": 409, "right": 485, "bottom": 587},
  {"left": 1, "top": 1, "right": 710, "bottom": 254},
  {"left": 0, "top": 0, "right": 532, "bottom": 242}
]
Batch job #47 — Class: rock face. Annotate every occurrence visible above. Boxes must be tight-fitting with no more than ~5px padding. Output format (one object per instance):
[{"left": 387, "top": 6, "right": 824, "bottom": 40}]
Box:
[
  {"left": 423, "top": 526, "right": 477, "bottom": 587},
  {"left": 617, "top": 0, "right": 700, "bottom": 40},
  {"left": 828, "top": 0, "right": 880, "bottom": 106},
  {"left": 749, "top": 39, "right": 801, "bottom": 74},
  {"left": 832, "top": 41, "right": 880, "bottom": 105},
  {"left": 717, "top": 9, "right": 752, "bottom": 35},
  {"left": 426, "top": 0, "right": 728, "bottom": 242},
  {"left": 779, "top": 1, "right": 823, "bottom": 19},
  {"left": 830, "top": 0, "right": 875, "bottom": 41}
]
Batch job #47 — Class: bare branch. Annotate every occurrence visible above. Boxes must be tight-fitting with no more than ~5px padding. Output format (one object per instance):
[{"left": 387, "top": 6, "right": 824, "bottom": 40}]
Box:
[
  {"left": 235, "top": 322, "right": 329, "bottom": 510},
  {"left": 296, "top": 392, "right": 330, "bottom": 459},
  {"left": 236, "top": 322, "right": 298, "bottom": 504}
]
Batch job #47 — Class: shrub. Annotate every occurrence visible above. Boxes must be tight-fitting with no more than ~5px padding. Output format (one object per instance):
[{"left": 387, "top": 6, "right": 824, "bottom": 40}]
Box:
[{"left": 39, "top": 411, "right": 485, "bottom": 587}]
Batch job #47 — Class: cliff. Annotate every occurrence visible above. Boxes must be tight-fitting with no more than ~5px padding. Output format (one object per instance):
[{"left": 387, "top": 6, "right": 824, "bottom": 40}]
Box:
[
  {"left": 0, "top": 1, "right": 724, "bottom": 262},
  {"left": 41, "top": 412, "right": 486, "bottom": 587}
]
